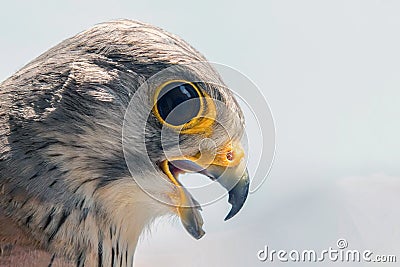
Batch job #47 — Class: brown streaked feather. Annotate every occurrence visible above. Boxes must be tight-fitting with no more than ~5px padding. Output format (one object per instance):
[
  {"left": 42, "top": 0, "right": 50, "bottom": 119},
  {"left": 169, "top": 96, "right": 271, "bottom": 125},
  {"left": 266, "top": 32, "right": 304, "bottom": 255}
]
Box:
[{"left": 0, "top": 209, "right": 73, "bottom": 266}]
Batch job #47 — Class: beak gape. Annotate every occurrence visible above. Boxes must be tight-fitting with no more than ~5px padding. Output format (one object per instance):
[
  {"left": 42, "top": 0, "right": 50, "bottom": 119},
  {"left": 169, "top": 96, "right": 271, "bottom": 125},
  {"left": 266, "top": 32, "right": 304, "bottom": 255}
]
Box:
[{"left": 160, "top": 144, "right": 250, "bottom": 239}]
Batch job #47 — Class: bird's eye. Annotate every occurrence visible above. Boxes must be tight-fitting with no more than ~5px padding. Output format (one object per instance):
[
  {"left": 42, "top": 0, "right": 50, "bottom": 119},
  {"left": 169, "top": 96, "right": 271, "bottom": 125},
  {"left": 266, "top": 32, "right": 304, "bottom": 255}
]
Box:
[{"left": 154, "top": 81, "right": 202, "bottom": 127}]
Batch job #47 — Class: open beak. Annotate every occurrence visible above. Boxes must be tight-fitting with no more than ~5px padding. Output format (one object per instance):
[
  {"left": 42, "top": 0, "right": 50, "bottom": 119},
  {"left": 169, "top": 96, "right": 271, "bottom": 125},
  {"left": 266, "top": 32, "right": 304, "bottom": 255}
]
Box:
[{"left": 159, "top": 141, "right": 250, "bottom": 239}]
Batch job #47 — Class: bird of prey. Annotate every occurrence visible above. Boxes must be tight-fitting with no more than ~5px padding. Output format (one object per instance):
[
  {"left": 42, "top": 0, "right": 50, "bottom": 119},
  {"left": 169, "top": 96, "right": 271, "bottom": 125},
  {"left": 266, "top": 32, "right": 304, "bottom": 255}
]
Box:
[{"left": 0, "top": 20, "right": 249, "bottom": 266}]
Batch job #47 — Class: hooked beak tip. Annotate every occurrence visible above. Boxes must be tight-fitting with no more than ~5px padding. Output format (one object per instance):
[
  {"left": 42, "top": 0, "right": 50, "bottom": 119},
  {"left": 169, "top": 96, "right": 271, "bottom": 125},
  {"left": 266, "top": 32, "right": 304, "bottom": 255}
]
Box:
[{"left": 224, "top": 168, "right": 250, "bottom": 221}]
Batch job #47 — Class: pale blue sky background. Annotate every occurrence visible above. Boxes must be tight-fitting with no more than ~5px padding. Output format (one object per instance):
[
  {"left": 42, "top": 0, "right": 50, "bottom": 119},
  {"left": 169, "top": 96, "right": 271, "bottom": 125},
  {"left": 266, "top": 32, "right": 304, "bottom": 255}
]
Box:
[{"left": 1, "top": 1, "right": 400, "bottom": 266}]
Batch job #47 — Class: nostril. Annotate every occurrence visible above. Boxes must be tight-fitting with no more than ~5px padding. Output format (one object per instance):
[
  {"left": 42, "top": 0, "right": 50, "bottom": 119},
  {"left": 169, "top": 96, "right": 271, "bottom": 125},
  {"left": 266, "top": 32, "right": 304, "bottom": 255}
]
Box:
[{"left": 226, "top": 151, "right": 234, "bottom": 161}]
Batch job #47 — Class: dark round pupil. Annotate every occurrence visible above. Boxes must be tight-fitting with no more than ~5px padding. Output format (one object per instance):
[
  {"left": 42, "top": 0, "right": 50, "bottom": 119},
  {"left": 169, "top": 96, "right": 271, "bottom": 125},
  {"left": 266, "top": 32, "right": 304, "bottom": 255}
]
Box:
[{"left": 156, "top": 83, "right": 201, "bottom": 126}]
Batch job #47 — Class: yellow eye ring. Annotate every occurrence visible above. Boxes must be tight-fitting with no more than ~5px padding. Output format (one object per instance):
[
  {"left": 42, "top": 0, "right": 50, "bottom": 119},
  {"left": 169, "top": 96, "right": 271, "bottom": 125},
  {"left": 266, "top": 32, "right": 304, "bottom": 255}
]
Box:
[{"left": 153, "top": 80, "right": 216, "bottom": 135}]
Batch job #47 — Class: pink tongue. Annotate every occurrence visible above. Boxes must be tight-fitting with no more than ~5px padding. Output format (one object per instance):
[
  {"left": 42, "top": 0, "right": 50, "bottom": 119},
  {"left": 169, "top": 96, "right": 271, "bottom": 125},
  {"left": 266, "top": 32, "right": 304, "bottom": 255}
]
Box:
[{"left": 170, "top": 160, "right": 205, "bottom": 173}]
